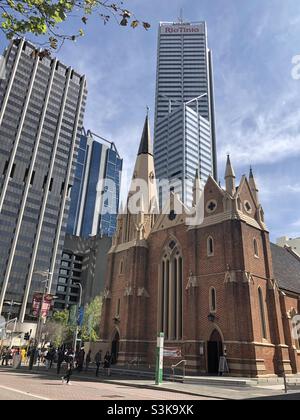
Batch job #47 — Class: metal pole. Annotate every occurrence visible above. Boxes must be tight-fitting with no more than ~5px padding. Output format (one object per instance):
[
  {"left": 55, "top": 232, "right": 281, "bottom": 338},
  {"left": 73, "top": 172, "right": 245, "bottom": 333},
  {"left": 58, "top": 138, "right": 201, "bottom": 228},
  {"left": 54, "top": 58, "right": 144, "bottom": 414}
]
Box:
[{"left": 73, "top": 283, "right": 82, "bottom": 354}]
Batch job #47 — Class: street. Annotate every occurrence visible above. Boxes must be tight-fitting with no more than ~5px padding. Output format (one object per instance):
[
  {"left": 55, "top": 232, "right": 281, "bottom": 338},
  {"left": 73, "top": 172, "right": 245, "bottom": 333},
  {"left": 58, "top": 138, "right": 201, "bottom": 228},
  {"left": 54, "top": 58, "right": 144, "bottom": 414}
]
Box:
[{"left": 0, "top": 368, "right": 212, "bottom": 401}]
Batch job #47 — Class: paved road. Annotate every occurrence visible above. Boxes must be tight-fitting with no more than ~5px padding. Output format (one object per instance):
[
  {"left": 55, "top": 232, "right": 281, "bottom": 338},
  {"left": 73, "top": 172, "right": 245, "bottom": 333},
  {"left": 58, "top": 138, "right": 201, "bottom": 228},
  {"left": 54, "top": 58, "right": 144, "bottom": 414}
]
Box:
[{"left": 0, "top": 369, "right": 212, "bottom": 400}]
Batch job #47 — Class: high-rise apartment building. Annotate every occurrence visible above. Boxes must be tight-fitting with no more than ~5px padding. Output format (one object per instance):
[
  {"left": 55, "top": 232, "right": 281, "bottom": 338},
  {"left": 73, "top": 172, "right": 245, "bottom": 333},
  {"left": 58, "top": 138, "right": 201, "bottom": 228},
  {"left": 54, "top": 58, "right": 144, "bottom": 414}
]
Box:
[
  {"left": 66, "top": 129, "right": 122, "bottom": 238},
  {"left": 154, "top": 21, "right": 217, "bottom": 205},
  {"left": 0, "top": 39, "right": 87, "bottom": 325}
]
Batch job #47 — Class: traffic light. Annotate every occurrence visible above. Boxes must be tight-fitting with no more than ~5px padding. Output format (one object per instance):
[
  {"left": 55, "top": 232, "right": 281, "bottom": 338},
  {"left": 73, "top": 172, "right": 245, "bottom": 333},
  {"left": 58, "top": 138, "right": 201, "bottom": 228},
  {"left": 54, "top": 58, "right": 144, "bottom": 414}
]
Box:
[{"left": 24, "top": 332, "right": 30, "bottom": 341}]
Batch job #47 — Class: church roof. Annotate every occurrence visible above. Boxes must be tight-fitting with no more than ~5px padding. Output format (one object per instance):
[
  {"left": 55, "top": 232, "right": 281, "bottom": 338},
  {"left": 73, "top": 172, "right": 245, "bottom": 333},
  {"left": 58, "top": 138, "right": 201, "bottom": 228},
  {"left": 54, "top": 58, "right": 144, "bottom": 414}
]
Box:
[
  {"left": 138, "top": 115, "right": 153, "bottom": 156},
  {"left": 271, "top": 243, "right": 300, "bottom": 294}
]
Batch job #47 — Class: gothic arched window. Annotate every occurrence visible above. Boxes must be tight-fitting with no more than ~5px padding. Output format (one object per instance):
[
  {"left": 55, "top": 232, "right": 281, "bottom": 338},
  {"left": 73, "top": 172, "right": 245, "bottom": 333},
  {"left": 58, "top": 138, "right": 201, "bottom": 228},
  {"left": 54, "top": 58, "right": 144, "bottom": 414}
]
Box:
[
  {"left": 209, "top": 287, "right": 217, "bottom": 313},
  {"left": 254, "top": 239, "right": 259, "bottom": 258},
  {"left": 159, "top": 241, "right": 183, "bottom": 341},
  {"left": 207, "top": 236, "right": 214, "bottom": 257},
  {"left": 258, "top": 287, "right": 267, "bottom": 339}
]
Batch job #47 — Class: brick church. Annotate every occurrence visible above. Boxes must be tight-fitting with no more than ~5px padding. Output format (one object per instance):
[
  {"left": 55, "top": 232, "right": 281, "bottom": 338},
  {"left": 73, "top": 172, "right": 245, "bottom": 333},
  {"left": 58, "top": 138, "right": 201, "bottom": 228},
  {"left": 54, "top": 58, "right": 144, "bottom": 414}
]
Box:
[{"left": 99, "top": 116, "right": 300, "bottom": 377}]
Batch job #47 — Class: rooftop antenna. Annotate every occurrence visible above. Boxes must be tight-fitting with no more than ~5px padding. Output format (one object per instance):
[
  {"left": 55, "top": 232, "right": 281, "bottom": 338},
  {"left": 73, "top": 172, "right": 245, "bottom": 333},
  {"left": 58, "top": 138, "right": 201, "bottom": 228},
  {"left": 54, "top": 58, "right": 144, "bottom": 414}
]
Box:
[
  {"left": 179, "top": 8, "right": 184, "bottom": 24},
  {"left": 146, "top": 105, "right": 150, "bottom": 117}
]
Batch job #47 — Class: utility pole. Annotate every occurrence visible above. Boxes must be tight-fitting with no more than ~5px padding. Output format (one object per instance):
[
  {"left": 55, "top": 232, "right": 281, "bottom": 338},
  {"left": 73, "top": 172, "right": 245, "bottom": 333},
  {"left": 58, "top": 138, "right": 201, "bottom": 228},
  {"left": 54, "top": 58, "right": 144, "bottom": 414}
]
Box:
[{"left": 73, "top": 282, "right": 83, "bottom": 354}]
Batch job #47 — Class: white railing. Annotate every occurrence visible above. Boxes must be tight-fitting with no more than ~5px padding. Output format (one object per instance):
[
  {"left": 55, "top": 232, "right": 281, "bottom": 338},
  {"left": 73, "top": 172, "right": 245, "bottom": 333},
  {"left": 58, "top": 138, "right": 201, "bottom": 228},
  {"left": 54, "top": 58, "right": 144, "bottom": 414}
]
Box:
[{"left": 171, "top": 359, "right": 187, "bottom": 381}]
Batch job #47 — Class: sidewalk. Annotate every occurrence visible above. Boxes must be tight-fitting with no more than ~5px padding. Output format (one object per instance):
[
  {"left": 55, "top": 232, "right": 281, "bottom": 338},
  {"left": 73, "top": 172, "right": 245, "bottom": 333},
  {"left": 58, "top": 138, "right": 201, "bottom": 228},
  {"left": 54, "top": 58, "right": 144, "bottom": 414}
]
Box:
[{"left": 1, "top": 365, "right": 299, "bottom": 400}]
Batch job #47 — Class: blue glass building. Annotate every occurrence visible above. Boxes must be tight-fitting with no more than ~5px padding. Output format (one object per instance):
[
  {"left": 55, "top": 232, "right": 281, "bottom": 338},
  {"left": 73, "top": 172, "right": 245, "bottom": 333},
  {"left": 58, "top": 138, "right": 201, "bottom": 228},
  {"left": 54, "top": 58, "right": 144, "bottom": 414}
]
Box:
[{"left": 67, "top": 129, "right": 122, "bottom": 238}]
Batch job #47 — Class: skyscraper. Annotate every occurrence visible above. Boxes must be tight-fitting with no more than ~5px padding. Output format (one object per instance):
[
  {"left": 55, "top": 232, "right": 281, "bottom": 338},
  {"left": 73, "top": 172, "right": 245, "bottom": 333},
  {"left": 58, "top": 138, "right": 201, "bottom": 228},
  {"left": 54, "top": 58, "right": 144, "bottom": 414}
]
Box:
[
  {"left": 154, "top": 20, "right": 217, "bottom": 205},
  {"left": 66, "top": 129, "right": 122, "bottom": 238},
  {"left": 0, "top": 39, "right": 87, "bottom": 324}
]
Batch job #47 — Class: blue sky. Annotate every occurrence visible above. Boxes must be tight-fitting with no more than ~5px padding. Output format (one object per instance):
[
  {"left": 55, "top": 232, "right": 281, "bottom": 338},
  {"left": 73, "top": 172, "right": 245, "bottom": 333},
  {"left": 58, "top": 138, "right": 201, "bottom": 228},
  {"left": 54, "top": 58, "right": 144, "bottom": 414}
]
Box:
[{"left": 2, "top": 0, "right": 300, "bottom": 241}]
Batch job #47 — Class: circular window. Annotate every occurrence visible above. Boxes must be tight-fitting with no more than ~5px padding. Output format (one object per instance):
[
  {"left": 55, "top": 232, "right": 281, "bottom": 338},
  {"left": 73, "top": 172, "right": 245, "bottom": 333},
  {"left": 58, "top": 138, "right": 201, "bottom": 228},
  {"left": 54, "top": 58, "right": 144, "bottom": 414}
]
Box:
[
  {"left": 206, "top": 200, "right": 217, "bottom": 214},
  {"left": 244, "top": 200, "right": 252, "bottom": 214},
  {"left": 168, "top": 210, "right": 177, "bottom": 221}
]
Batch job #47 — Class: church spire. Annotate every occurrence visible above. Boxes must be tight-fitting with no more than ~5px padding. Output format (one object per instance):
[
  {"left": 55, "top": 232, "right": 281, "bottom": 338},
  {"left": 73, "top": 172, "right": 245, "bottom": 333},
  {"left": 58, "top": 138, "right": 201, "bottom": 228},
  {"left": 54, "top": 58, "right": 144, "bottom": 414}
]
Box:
[
  {"left": 249, "top": 166, "right": 259, "bottom": 204},
  {"left": 193, "top": 169, "right": 202, "bottom": 207},
  {"left": 225, "top": 155, "right": 236, "bottom": 196},
  {"left": 138, "top": 114, "right": 152, "bottom": 156}
]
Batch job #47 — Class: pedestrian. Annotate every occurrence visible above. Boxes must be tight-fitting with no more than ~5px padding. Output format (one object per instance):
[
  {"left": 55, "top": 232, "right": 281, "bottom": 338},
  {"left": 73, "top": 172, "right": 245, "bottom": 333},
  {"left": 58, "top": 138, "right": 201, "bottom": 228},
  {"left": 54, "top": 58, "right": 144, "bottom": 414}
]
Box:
[
  {"left": 1, "top": 348, "right": 8, "bottom": 366},
  {"left": 104, "top": 351, "right": 111, "bottom": 377},
  {"left": 94, "top": 350, "right": 102, "bottom": 377},
  {"left": 56, "top": 348, "right": 65, "bottom": 375},
  {"left": 85, "top": 349, "right": 91, "bottom": 372},
  {"left": 62, "top": 351, "right": 74, "bottom": 385},
  {"left": 21, "top": 348, "right": 26, "bottom": 364},
  {"left": 12, "top": 348, "right": 21, "bottom": 369},
  {"left": 76, "top": 347, "right": 85, "bottom": 372}
]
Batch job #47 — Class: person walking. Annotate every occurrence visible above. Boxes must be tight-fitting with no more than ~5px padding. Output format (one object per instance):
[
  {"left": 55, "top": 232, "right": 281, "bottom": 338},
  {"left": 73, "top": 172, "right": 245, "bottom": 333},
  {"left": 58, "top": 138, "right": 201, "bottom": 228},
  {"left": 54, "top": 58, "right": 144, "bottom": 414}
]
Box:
[
  {"left": 62, "top": 351, "right": 74, "bottom": 385},
  {"left": 104, "top": 351, "right": 111, "bottom": 377},
  {"left": 95, "top": 350, "right": 102, "bottom": 377},
  {"left": 76, "top": 347, "right": 85, "bottom": 373},
  {"left": 56, "top": 348, "right": 65, "bottom": 375},
  {"left": 85, "top": 350, "right": 91, "bottom": 372}
]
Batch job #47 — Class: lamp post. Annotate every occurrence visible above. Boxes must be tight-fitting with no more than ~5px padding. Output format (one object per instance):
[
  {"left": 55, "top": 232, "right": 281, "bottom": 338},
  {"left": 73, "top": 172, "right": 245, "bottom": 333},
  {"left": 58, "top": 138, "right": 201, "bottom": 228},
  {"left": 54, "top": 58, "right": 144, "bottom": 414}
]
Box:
[{"left": 73, "top": 282, "right": 83, "bottom": 354}]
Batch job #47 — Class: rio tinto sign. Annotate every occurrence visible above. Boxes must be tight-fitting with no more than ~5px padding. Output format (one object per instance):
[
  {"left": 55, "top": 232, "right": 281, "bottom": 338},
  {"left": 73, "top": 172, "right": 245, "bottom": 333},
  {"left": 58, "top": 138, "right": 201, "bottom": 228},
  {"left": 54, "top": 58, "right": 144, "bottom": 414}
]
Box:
[{"left": 161, "top": 24, "right": 204, "bottom": 34}]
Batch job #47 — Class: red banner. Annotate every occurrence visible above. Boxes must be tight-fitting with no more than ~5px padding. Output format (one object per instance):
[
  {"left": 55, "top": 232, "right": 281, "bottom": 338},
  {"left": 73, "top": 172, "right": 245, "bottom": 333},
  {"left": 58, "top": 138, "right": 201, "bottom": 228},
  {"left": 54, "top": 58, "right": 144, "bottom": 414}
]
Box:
[{"left": 32, "top": 293, "right": 54, "bottom": 318}]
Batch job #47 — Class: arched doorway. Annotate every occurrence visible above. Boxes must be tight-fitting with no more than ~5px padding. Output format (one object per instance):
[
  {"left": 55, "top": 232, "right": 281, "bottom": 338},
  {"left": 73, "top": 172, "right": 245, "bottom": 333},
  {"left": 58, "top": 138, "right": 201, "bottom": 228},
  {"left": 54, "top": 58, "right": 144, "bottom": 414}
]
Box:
[
  {"left": 207, "top": 329, "right": 223, "bottom": 374},
  {"left": 111, "top": 331, "right": 120, "bottom": 365}
]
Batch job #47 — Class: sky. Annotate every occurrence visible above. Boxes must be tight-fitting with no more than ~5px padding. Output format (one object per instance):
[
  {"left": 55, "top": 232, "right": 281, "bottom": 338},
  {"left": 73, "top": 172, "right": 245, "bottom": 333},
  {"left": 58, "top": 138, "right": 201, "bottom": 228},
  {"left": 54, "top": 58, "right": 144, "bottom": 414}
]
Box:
[{"left": 2, "top": 0, "right": 300, "bottom": 241}]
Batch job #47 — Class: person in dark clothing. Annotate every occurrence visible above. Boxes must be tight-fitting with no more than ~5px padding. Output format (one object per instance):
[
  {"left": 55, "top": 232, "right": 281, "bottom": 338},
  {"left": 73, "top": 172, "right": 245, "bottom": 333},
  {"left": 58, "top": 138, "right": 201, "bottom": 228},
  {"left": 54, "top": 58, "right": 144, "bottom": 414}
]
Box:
[
  {"left": 48, "top": 348, "right": 56, "bottom": 369},
  {"left": 94, "top": 350, "right": 102, "bottom": 377},
  {"left": 85, "top": 350, "right": 91, "bottom": 372},
  {"left": 104, "top": 351, "right": 111, "bottom": 376},
  {"left": 57, "top": 349, "right": 65, "bottom": 375},
  {"left": 62, "top": 351, "right": 74, "bottom": 385},
  {"left": 76, "top": 348, "right": 85, "bottom": 372}
]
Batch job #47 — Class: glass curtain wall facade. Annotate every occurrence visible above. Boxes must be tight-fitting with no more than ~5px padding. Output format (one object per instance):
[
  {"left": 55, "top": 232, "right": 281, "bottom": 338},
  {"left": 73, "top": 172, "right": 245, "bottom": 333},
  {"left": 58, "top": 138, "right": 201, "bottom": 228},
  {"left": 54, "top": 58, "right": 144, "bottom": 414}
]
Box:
[
  {"left": 0, "top": 39, "right": 87, "bottom": 322},
  {"left": 154, "top": 21, "right": 218, "bottom": 205},
  {"left": 66, "top": 130, "right": 122, "bottom": 238}
]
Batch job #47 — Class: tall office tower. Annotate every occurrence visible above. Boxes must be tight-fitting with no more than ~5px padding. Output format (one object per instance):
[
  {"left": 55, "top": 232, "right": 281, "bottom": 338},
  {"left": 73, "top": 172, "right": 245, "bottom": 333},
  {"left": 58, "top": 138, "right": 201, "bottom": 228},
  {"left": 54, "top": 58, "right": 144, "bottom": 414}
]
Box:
[
  {"left": 66, "top": 129, "right": 122, "bottom": 238},
  {"left": 154, "top": 21, "right": 217, "bottom": 205},
  {"left": 0, "top": 39, "right": 87, "bottom": 325}
]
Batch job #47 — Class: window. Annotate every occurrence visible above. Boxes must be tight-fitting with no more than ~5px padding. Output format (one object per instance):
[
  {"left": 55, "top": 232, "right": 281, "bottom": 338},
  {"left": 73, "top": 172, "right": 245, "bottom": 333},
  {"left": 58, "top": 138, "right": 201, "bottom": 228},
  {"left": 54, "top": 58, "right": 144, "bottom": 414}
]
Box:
[
  {"left": 254, "top": 239, "right": 259, "bottom": 258},
  {"left": 207, "top": 236, "right": 214, "bottom": 257},
  {"left": 61, "top": 260, "right": 70, "bottom": 268},
  {"left": 59, "top": 269, "right": 68, "bottom": 276},
  {"left": 159, "top": 241, "right": 183, "bottom": 341},
  {"left": 119, "top": 260, "right": 124, "bottom": 275},
  {"left": 57, "top": 285, "right": 66, "bottom": 293},
  {"left": 258, "top": 287, "right": 267, "bottom": 339},
  {"left": 244, "top": 200, "right": 252, "bottom": 213},
  {"left": 116, "top": 298, "right": 121, "bottom": 316},
  {"left": 290, "top": 309, "right": 300, "bottom": 350},
  {"left": 210, "top": 287, "right": 216, "bottom": 313}
]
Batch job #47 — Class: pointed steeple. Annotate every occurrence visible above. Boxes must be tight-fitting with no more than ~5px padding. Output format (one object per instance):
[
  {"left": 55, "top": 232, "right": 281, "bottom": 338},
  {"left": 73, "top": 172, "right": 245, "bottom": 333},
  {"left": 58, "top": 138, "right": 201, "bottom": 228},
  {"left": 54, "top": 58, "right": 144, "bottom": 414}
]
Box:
[
  {"left": 193, "top": 169, "right": 202, "bottom": 207},
  {"left": 225, "top": 155, "right": 236, "bottom": 196},
  {"left": 249, "top": 166, "right": 259, "bottom": 204},
  {"left": 121, "top": 113, "right": 158, "bottom": 243},
  {"left": 138, "top": 114, "right": 152, "bottom": 156}
]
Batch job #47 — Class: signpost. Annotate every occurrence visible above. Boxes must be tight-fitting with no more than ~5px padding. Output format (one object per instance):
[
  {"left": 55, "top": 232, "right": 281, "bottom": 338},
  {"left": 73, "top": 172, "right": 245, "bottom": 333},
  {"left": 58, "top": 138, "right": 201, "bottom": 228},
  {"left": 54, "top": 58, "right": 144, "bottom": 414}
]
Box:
[{"left": 155, "top": 332, "right": 164, "bottom": 385}]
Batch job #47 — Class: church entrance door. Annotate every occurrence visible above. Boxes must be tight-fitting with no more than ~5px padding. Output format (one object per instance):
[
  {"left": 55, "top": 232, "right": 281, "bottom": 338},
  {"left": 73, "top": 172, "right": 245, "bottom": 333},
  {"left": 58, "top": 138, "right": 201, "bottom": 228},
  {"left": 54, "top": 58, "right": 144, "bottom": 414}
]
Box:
[
  {"left": 111, "top": 331, "right": 120, "bottom": 365},
  {"left": 207, "top": 329, "right": 223, "bottom": 374}
]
